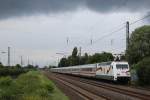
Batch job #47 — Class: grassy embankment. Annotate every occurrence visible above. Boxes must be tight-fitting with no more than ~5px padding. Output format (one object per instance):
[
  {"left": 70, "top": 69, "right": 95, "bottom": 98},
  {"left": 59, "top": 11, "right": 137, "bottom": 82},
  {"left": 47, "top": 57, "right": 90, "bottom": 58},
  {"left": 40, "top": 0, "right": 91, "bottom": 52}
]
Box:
[{"left": 0, "top": 71, "right": 69, "bottom": 100}]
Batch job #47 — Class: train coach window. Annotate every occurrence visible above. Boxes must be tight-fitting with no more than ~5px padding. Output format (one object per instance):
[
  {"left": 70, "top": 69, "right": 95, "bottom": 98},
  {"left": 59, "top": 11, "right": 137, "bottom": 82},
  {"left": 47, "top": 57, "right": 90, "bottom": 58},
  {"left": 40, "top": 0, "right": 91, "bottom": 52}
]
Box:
[
  {"left": 82, "top": 68, "right": 93, "bottom": 71},
  {"left": 116, "top": 64, "right": 128, "bottom": 69}
]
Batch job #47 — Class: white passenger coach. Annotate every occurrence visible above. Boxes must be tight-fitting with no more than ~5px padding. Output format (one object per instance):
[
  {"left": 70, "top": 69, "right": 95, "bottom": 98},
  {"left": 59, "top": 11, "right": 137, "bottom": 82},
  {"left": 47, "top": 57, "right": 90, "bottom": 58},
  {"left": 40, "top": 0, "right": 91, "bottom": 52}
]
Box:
[{"left": 51, "top": 61, "right": 131, "bottom": 82}]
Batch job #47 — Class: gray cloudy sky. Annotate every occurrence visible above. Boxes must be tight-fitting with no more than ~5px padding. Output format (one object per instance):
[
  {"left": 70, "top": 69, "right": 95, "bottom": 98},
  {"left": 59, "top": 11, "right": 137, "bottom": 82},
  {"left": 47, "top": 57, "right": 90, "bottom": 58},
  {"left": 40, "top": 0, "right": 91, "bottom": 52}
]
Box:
[{"left": 0, "top": 0, "right": 150, "bottom": 66}]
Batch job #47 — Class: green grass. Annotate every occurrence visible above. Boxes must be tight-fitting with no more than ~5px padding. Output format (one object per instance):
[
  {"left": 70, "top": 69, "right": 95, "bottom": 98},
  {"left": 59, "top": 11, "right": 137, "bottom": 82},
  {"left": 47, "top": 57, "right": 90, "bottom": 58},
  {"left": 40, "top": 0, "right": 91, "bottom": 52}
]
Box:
[
  {"left": 52, "top": 86, "right": 69, "bottom": 100},
  {"left": 0, "top": 71, "right": 69, "bottom": 100}
]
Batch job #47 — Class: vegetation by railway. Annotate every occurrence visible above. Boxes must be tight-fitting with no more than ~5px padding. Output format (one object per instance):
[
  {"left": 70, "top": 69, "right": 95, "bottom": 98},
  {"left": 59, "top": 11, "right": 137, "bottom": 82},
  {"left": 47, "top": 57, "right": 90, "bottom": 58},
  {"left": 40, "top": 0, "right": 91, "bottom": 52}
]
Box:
[{"left": 0, "top": 70, "right": 68, "bottom": 100}]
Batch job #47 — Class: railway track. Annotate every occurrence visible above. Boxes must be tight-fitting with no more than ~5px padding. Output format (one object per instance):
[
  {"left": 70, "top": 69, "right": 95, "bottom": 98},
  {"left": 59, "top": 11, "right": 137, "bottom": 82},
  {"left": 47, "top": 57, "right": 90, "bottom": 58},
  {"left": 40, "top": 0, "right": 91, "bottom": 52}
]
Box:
[
  {"left": 78, "top": 79, "right": 150, "bottom": 100},
  {"left": 44, "top": 72, "right": 107, "bottom": 100},
  {"left": 53, "top": 73, "right": 150, "bottom": 100}
]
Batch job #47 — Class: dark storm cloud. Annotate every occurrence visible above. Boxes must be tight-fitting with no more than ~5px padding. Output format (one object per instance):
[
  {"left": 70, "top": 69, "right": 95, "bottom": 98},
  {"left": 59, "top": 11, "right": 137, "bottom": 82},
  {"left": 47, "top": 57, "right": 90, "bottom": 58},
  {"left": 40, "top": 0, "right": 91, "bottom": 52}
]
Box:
[
  {"left": 0, "top": 0, "right": 85, "bottom": 19},
  {"left": 0, "top": 0, "right": 150, "bottom": 19},
  {"left": 86, "top": 0, "right": 150, "bottom": 13}
]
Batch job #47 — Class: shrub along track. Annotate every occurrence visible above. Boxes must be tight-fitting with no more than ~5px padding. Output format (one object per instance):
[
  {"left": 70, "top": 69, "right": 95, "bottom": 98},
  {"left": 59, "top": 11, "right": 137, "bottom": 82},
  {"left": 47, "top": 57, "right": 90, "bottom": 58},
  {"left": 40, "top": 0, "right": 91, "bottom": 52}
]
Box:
[{"left": 44, "top": 71, "right": 150, "bottom": 100}]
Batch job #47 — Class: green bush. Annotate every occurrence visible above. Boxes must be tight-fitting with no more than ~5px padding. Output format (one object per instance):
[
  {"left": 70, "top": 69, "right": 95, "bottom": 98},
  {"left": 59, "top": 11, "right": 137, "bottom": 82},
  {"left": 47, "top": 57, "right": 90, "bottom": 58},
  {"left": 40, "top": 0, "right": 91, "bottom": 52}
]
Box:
[
  {"left": 0, "top": 71, "right": 54, "bottom": 100},
  {"left": 136, "top": 57, "right": 150, "bottom": 85},
  {"left": 0, "top": 77, "right": 20, "bottom": 100},
  {"left": 0, "top": 67, "right": 28, "bottom": 77},
  {"left": 0, "top": 71, "right": 68, "bottom": 100},
  {"left": 16, "top": 71, "right": 54, "bottom": 97}
]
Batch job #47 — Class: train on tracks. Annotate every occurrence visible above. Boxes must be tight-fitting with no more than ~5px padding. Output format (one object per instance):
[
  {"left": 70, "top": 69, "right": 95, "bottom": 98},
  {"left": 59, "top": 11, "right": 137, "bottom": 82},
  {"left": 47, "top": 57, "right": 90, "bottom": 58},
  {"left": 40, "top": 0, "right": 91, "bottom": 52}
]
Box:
[{"left": 51, "top": 61, "right": 131, "bottom": 82}]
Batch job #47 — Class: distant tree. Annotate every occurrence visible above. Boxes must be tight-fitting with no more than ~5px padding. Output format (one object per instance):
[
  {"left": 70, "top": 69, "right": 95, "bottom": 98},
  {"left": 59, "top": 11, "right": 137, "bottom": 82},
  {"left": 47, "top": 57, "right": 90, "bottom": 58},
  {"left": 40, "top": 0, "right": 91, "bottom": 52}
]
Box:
[
  {"left": 126, "top": 25, "right": 150, "bottom": 65},
  {"left": 58, "top": 47, "right": 114, "bottom": 67},
  {"left": 79, "top": 53, "right": 89, "bottom": 65},
  {"left": 15, "top": 64, "right": 21, "bottom": 68},
  {"left": 88, "top": 53, "right": 102, "bottom": 63},
  {"left": 49, "top": 65, "right": 56, "bottom": 68},
  {"left": 72, "top": 56, "right": 79, "bottom": 66},
  {"left": 100, "top": 52, "right": 114, "bottom": 61},
  {"left": 67, "top": 56, "right": 72, "bottom": 66},
  {"left": 0, "top": 62, "right": 3, "bottom": 68},
  {"left": 58, "top": 58, "right": 69, "bottom": 67},
  {"left": 120, "top": 55, "right": 126, "bottom": 61},
  {"left": 68, "top": 47, "right": 79, "bottom": 66},
  {"left": 35, "top": 65, "right": 39, "bottom": 69},
  {"left": 72, "top": 47, "right": 78, "bottom": 57},
  {"left": 26, "top": 64, "right": 34, "bottom": 69},
  {"left": 88, "top": 52, "right": 114, "bottom": 63}
]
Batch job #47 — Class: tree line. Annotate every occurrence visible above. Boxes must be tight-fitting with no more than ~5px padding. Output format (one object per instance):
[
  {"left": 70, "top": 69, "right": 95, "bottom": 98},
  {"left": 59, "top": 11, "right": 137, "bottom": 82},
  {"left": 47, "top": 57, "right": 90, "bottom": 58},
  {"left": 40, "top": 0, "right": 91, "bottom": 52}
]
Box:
[
  {"left": 0, "top": 63, "right": 38, "bottom": 77},
  {"left": 58, "top": 47, "right": 114, "bottom": 67}
]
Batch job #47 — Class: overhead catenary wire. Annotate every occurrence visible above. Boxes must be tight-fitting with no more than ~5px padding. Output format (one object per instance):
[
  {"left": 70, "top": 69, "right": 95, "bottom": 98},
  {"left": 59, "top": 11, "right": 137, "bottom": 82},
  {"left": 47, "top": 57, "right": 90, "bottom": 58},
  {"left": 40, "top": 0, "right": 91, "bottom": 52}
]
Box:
[
  {"left": 130, "top": 14, "right": 150, "bottom": 25},
  {"left": 65, "top": 7, "right": 150, "bottom": 55},
  {"left": 82, "top": 0, "right": 129, "bottom": 46},
  {"left": 85, "top": 13, "right": 150, "bottom": 47},
  {"left": 79, "top": 14, "right": 150, "bottom": 56},
  {"left": 92, "top": 25, "right": 125, "bottom": 44},
  {"left": 68, "top": 0, "right": 129, "bottom": 49}
]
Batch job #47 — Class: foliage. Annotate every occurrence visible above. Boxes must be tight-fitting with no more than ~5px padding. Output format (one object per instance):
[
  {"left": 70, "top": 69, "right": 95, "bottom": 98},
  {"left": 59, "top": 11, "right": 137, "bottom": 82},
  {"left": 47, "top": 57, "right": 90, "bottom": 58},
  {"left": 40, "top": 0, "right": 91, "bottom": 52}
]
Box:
[
  {"left": 15, "top": 64, "right": 21, "bottom": 69},
  {"left": 49, "top": 65, "right": 57, "bottom": 68},
  {"left": 0, "top": 62, "right": 39, "bottom": 77},
  {"left": 120, "top": 55, "right": 126, "bottom": 61},
  {"left": 0, "top": 62, "right": 3, "bottom": 68},
  {"left": 88, "top": 52, "right": 114, "bottom": 64},
  {"left": 79, "top": 53, "right": 89, "bottom": 65},
  {"left": 58, "top": 58, "right": 69, "bottom": 67},
  {"left": 16, "top": 71, "right": 54, "bottom": 100},
  {"left": 51, "top": 86, "right": 69, "bottom": 100},
  {"left": 0, "top": 71, "right": 69, "bottom": 100},
  {"left": 125, "top": 25, "right": 150, "bottom": 86},
  {"left": 25, "top": 64, "right": 36, "bottom": 69},
  {"left": 135, "top": 57, "right": 150, "bottom": 85},
  {"left": 72, "top": 47, "right": 78, "bottom": 57},
  {"left": 0, "top": 76, "right": 19, "bottom": 100},
  {"left": 126, "top": 25, "right": 150, "bottom": 65},
  {"left": 58, "top": 47, "right": 114, "bottom": 67},
  {"left": 0, "top": 67, "right": 28, "bottom": 77}
]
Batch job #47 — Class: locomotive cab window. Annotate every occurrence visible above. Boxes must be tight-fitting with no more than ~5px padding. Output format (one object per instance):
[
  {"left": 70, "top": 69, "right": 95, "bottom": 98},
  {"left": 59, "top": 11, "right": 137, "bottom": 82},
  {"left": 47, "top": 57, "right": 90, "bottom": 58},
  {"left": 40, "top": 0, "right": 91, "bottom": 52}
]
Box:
[{"left": 116, "top": 64, "right": 128, "bottom": 69}]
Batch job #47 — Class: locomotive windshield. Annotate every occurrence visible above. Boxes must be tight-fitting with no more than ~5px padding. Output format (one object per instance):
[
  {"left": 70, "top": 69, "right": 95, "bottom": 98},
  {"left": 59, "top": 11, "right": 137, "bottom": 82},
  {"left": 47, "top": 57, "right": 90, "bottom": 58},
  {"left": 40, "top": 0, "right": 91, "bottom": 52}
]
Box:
[{"left": 116, "top": 64, "right": 128, "bottom": 69}]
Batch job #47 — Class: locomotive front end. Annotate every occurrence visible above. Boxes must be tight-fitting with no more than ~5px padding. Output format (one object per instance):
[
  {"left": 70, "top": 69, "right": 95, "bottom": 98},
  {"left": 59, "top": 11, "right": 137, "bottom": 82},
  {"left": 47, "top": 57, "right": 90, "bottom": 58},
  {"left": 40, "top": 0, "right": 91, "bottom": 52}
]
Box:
[{"left": 114, "top": 62, "right": 131, "bottom": 82}]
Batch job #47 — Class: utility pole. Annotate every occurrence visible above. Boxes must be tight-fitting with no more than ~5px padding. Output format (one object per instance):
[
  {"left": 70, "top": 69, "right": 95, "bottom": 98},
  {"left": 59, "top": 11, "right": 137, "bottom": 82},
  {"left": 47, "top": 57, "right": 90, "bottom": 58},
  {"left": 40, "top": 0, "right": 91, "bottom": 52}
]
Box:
[
  {"left": 79, "top": 47, "right": 82, "bottom": 64},
  {"left": 126, "top": 21, "right": 130, "bottom": 50},
  {"left": 27, "top": 58, "right": 30, "bottom": 65},
  {"left": 1, "top": 51, "right": 7, "bottom": 65},
  {"left": 32, "top": 61, "right": 34, "bottom": 66},
  {"left": 79, "top": 47, "right": 82, "bottom": 57},
  {"left": 8, "top": 47, "right": 10, "bottom": 67},
  {"left": 67, "top": 37, "right": 69, "bottom": 45},
  {"left": 110, "top": 39, "right": 113, "bottom": 53},
  {"left": 21, "top": 56, "right": 23, "bottom": 66},
  {"left": 90, "top": 39, "right": 93, "bottom": 45}
]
